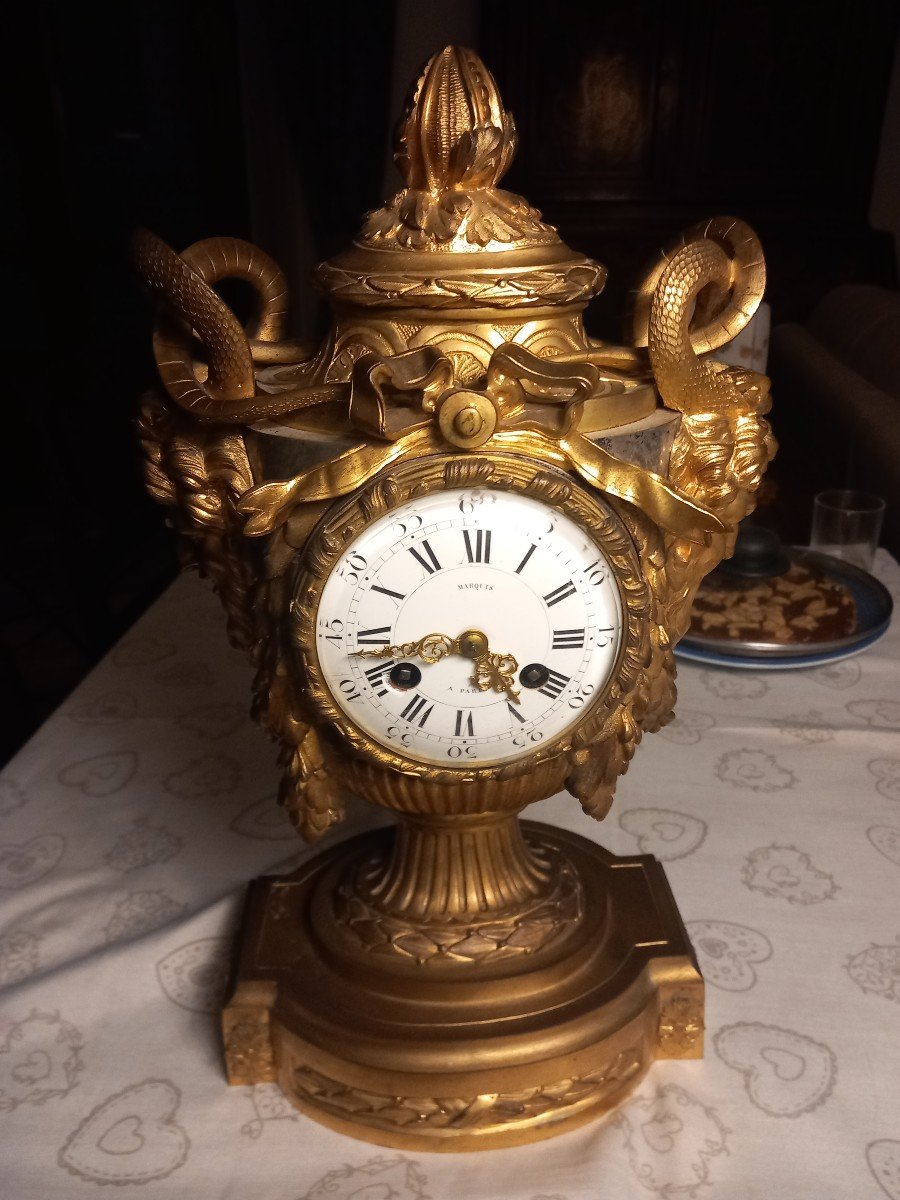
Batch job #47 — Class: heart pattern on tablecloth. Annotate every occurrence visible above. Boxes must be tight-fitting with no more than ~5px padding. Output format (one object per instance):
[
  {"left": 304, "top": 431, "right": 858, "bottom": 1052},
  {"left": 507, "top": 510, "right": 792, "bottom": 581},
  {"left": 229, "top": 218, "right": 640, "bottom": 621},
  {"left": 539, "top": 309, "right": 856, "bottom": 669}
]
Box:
[
  {"left": 0, "top": 834, "right": 65, "bottom": 889},
  {"left": 156, "top": 938, "right": 231, "bottom": 1013},
  {"left": 656, "top": 710, "right": 715, "bottom": 745},
  {"left": 0, "top": 1011, "right": 84, "bottom": 1110},
  {"left": 230, "top": 796, "right": 297, "bottom": 841},
  {"left": 714, "top": 1022, "right": 836, "bottom": 1116},
  {"left": 240, "top": 1083, "right": 300, "bottom": 1139},
  {"left": 58, "top": 1078, "right": 189, "bottom": 1184},
  {"left": 113, "top": 638, "right": 176, "bottom": 667},
  {"left": 742, "top": 845, "right": 838, "bottom": 904},
  {"left": 176, "top": 702, "right": 247, "bottom": 740},
  {"left": 301, "top": 1155, "right": 429, "bottom": 1200},
  {"left": 612, "top": 1083, "right": 729, "bottom": 1195},
  {"left": 686, "top": 920, "right": 772, "bottom": 991},
  {"left": 58, "top": 751, "right": 138, "bottom": 797},
  {"left": 715, "top": 748, "right": 796, "bottom": 792},
  {"left": 104, "top": 891, "right": 184, "bottom": 944},
  {"left": 0, "top": 779, "right": 27, "bottom": 817},
  {"left": 849, "top": 700, "right": 900, "bottom": 730},
  {"left": 868, "top": 1140, "right": 900, "bottom": 1200},
  {"left": 618, "top": 808, "right": 707, "bottom": 861},
  {"left": 701, "top": 671, "right": 769, "bottom": 700},
  {"left": 808, "top": 659, "right": 861, "bottom": 690},
  {"left": 846, "top": 939, "right": 900, "bottom": 1003},
  {"left": 868, "top": 826, "right": 900, "bottom": 866},
  {"left": 67, "top": 690, "right": 137, "bottom": 723},
  {"left": 0, "top": 929, "right": 41, "bottom": 985},
  {"left": 775, "top": 710, "right": 834, "bottom": 744},
  {"left": 104, "top": 819, "right": 182, "bottom": 873},
  {"left": 163, "top": 755, "right": 241, "bottom": 799},
  {"left": 869, "top": 758, "right": 900, "bottom": 802},
  {"left": 154, "top": 659, "right": 214, "bottom": 689}
]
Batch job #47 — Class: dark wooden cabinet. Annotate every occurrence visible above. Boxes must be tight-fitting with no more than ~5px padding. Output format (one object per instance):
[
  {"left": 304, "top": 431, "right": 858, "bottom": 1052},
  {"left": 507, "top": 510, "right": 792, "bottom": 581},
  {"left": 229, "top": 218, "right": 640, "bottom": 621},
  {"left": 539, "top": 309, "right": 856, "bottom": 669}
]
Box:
[{"left": 482, "top": 1, "right": 898, "bottom": 334}]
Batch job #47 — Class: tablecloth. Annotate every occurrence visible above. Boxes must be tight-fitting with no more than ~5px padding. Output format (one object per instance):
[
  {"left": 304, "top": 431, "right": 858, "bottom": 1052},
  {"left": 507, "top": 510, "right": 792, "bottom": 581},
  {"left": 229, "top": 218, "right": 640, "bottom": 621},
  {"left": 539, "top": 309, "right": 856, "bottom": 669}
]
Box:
[{"left": 1, "top": 553, "right": 898, "bottom": 1200}]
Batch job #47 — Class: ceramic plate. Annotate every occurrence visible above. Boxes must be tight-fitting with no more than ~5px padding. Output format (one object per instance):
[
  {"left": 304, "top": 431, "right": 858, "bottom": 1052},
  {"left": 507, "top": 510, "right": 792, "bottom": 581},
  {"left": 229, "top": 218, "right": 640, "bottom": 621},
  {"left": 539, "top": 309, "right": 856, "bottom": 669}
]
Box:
[{"left": 675, "top": 549, "right": 893, "bottom": 669}]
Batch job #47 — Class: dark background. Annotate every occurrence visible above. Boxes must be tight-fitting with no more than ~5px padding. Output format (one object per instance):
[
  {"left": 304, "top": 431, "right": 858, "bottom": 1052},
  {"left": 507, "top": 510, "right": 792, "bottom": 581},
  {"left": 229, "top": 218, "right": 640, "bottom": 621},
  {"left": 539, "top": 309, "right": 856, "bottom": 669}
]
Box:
[{"left": 5, "top": 0, "right": 899, "bottom": 764}]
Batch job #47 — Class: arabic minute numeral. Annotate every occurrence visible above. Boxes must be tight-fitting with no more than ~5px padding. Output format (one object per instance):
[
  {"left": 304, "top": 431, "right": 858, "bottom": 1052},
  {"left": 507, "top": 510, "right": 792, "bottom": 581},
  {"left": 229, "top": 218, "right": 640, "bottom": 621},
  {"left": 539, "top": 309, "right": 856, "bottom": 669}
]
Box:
[
  {"left": 585, "top": 560, "right": 607, "bottom": 586},
  {"left": 338, "top": 552, "right": 367, "bottom": 586},
  {"left": 568, "top": 683, "right": 596, "bottom": 709},
  {"left": 391, "top": 512, "right": 422, "bottom": 536},
  {"left": 338, "top": 679, "right": 363, "bottom": 703},
  {"left": 447, "top": 745, "right": 477, "bottom": 759},
  {"left": 319, "top": 618, "right": 344, "bottom": 646},
  {"left": 513, "top": 729, "right": 543, "bottom": 747},
  {"left": 596, "top": 626, "right": 616, "bottom": 647}
]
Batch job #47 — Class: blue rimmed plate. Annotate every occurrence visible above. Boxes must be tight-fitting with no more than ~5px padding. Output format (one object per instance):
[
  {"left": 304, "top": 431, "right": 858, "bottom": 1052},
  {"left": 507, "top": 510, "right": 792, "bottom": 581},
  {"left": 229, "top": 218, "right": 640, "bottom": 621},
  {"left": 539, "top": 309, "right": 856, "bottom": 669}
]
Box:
[{"left": 675, "top": 549, "right": 893, "bottom": 670}]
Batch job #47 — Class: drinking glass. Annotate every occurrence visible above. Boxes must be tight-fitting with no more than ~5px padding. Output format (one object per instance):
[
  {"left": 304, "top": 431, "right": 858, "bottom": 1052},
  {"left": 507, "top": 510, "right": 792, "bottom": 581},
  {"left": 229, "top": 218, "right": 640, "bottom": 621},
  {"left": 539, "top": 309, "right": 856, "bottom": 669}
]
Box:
[{"left": 810, "top": 490, "right": 885, "bottom": 572}]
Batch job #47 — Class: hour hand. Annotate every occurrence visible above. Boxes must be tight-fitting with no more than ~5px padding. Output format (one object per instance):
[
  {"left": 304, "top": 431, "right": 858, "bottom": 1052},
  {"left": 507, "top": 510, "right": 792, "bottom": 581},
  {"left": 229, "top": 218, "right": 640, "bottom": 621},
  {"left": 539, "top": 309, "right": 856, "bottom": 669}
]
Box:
[
  {"left": 472, "top": 653, "right": 520, "bottom": 703},
  {"left": 353, "top": 628, "right": 520, "bottom": 703}
]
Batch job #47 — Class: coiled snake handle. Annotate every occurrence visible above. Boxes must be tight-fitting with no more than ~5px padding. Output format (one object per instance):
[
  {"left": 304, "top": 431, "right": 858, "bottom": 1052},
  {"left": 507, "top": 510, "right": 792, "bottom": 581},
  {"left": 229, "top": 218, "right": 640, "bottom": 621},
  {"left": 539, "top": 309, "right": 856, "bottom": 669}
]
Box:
[
  {"left": 131, "top": 229, "right": 313, "bottom": 422},
  {"left": 631, "top": 216, "right": 768, "bottom": 413}
]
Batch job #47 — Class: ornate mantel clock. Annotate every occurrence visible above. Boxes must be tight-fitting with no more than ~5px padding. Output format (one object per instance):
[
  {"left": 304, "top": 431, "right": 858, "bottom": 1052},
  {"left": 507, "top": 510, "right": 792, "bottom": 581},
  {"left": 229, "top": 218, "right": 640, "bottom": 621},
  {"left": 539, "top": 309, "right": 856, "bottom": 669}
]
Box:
[{"left": 133, "top": 47, "right": 774, "bottom": 1150}]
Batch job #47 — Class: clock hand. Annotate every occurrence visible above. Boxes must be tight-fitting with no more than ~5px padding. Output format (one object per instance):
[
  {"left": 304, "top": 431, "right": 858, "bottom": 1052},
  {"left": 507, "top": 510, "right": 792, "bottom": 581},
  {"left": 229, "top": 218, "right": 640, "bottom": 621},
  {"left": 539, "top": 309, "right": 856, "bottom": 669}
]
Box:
[
  {"left": 353, "top": 629, "right": 521, "bottom": 703},
  {"left": 470, "top": 650, "right": 520, "bottom": 704}
]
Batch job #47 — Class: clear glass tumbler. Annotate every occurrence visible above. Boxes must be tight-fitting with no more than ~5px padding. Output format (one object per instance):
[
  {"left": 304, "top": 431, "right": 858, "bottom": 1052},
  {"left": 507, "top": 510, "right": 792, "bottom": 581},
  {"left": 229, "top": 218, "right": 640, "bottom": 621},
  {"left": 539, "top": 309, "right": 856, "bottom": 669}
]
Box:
[{"left": 810, "top": 490, "right": 885, "bottom": 572}]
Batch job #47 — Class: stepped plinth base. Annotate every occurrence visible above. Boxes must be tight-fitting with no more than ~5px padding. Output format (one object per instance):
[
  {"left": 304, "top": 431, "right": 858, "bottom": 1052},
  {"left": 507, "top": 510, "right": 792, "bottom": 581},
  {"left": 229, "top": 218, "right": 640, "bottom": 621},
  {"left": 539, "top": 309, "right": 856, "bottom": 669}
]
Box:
[{"left": 223, "top": 820, "right": 703, "bottom": 1151}]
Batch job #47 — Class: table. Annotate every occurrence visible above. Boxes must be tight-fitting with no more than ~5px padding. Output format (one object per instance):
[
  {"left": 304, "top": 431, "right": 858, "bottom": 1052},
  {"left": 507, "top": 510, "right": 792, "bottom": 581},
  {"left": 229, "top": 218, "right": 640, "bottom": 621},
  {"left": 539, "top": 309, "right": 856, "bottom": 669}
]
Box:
[{"left": 1, "top": 554, "right": 898, "bottom": 1199}]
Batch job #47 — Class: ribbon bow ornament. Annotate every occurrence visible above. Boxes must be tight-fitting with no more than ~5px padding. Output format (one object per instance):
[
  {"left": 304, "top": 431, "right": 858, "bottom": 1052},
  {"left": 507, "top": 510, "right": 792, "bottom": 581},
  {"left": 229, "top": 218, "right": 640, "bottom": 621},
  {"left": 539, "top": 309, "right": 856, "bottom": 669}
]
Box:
[
  {"left": 349, "top": 343, "right": 599, "bottom": 448},
  {"left": 239, "top": 342, "right": 723, "bottom": 542}
]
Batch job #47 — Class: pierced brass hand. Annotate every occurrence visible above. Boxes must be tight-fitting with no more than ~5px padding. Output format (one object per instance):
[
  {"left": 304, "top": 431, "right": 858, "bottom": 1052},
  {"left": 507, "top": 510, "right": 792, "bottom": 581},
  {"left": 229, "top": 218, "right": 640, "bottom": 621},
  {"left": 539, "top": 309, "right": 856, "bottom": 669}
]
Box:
[{"left": 354, "top": 628, "right": 520, "bottom": 703}]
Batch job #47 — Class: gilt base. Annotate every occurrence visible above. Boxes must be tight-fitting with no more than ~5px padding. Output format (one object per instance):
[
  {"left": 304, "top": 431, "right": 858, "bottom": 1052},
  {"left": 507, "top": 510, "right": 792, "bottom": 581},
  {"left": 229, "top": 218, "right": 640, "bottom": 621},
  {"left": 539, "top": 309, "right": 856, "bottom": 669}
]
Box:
[{"left": 222, "top": 820, "right": 703, "bottom": 1151}]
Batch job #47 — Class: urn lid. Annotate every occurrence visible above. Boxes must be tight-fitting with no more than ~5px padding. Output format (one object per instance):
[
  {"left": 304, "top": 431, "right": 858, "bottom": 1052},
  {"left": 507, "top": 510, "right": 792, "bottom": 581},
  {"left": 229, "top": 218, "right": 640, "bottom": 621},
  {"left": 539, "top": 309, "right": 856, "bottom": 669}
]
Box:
[{"left": 316, "top": 46, "right": 607, "bottom": 314}]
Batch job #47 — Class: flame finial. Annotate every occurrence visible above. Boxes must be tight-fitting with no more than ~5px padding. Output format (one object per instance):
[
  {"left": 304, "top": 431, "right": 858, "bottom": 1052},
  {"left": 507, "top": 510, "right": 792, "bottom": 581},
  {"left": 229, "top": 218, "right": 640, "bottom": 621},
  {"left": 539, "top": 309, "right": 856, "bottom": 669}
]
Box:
[
  {"left": 395, "top": 46, "right": 517, "bottom": 193},
  {"left": 361, "top": 46, "right": 557, "bottom": 251}
]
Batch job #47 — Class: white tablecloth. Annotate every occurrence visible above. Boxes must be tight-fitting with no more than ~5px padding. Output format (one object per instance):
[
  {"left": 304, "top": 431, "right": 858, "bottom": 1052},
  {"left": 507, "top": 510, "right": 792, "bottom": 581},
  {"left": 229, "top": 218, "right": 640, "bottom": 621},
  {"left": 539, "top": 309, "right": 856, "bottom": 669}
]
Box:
[{"left": 1, "top": 553, "right": 899, "bottom": 1200}]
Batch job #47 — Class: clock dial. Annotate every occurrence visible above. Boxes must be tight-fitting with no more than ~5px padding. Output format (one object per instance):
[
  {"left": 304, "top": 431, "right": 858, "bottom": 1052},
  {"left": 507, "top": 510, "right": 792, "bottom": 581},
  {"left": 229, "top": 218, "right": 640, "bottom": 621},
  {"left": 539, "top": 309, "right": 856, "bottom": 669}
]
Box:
[{"left": 312, "top": 487, "right": 623, "bottom": 766}]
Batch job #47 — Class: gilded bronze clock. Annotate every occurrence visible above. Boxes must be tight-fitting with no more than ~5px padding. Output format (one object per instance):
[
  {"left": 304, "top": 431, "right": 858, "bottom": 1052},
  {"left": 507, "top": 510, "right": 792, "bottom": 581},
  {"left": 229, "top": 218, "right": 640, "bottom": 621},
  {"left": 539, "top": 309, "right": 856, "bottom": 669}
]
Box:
[{"left": 133, "top": 46, "right": 775, "bottom": 1149}]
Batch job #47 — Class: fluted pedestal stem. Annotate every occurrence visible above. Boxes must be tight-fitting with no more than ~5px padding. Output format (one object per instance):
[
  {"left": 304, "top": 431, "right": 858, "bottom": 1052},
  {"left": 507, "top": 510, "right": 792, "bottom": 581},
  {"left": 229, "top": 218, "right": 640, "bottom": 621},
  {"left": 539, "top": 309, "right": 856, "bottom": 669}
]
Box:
[{"left": 356, "top": 812, "right": 554, "bottom": 923}]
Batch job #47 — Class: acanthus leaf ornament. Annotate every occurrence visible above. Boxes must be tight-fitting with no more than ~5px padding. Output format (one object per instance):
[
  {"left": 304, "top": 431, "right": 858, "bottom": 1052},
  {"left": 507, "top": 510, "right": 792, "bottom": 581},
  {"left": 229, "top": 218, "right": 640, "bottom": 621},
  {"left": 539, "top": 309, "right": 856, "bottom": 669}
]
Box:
[{"left": 131, "top": 43, "right": 774, "bottom": 1150}]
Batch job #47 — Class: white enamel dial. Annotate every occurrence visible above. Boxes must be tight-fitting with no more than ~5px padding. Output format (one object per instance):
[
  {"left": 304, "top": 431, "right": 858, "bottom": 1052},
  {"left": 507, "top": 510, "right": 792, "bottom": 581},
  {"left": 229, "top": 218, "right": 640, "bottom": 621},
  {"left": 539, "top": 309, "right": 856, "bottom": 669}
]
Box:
[{"left": 312, "top": 487, "right": 623, "bottom": 766}]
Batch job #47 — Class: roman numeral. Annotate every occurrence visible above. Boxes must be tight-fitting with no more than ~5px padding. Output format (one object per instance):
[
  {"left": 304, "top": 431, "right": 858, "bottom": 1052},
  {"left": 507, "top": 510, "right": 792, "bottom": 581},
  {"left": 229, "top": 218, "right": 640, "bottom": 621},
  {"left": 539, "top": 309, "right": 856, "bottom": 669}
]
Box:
[
  {"left": 364, "top": 663, "right": 393, "bottom": 696},
  {"left": 408, "top": 539, "right": 442, "bottom": 574},
  {"left": 400, "top": 694, "right": 433, "bottom": 727},
  {"left": 543, "top": 580, "right": 577, "bottom": 608},
  {"left": 356, "top": 626, "right": 391, "bottom": 645},
  {"left": 507, "top": 701, "right": 525, "bottom": 724},
  {"left": 370, "top": 582, "right": 405, "bottom": 602},
  {"left": 515, "top": 544, "right": 536, "bottom": 574},
  {"left": 552, "top": 628, "right": 585, "bottom": 649},
  {"left": 463, "top": 529, "right": 491, "bottom": 564},
  {"left": 454, "top": 709, "right": 475, "bottom": 737},
  {"left": 538, "top": 669, "right": 571, "bottom": 699}
]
